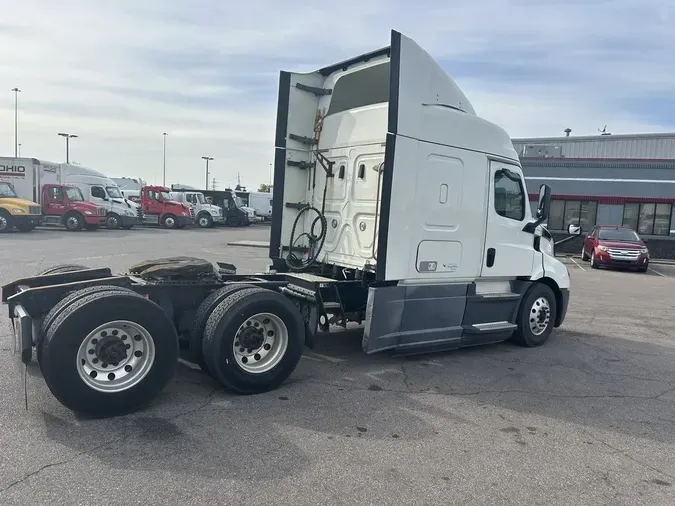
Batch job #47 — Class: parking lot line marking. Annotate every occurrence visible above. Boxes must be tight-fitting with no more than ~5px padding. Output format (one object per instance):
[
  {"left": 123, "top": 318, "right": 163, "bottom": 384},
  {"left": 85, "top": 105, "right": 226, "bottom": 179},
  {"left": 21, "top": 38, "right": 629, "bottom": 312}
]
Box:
[
  {"left": 307, "top": 352, "right": 344, "bottom": 364},
  {"left": 649, "top": 267, "right": 668, "bottom": 278},
  {"left": 301, "top": 354, "right": 324, "bottom": 362},
  {"left": 570, "top": 257, "right": 586, "bottom": 271}
]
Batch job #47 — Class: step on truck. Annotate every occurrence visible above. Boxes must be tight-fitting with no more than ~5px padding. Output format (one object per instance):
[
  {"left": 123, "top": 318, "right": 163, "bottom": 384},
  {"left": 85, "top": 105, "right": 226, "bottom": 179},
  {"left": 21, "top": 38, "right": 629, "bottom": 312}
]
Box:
[
  {"left": 2, "top": 30, "right": 579, "bottom": 417},
  {"left": 0, "top": 157, "right": 106, "bottom": 231}
]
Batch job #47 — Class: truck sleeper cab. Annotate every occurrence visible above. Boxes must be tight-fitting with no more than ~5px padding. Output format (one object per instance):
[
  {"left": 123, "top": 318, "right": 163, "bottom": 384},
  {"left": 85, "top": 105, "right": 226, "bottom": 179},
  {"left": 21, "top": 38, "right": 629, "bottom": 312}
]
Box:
[{"left": 1, "top": 30, "right": 576, "bottom": 418}]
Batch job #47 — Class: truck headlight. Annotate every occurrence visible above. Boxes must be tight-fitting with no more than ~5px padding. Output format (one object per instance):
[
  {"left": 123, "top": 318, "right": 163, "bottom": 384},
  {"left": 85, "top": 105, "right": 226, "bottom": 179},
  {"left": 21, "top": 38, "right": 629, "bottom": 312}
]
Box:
[
  {"left": 640, "top": 248, "right": 649, "bottom": 254},
  {"left": 84, "top": 210, "right": 93, "bottom": 215},
  {"left": 11, "top": 208, "right": 26, "bottom": 214}
]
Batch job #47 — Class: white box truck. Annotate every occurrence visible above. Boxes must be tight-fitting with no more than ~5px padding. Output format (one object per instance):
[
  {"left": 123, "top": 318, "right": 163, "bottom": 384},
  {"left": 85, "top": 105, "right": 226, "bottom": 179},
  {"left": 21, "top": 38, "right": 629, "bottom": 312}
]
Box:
[
  {"left": 3, "top": 30, "right": 578, "bottom": 417},
  {"left": 247, "top": 191, "right": 273, "bottom": 220}
]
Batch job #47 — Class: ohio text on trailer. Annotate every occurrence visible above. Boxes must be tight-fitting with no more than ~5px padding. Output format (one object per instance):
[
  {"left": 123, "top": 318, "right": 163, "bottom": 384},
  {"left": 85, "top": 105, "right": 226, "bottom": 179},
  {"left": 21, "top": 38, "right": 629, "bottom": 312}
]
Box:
[{"left": 2, "top": 30, "right": 576, "bottom": 417}]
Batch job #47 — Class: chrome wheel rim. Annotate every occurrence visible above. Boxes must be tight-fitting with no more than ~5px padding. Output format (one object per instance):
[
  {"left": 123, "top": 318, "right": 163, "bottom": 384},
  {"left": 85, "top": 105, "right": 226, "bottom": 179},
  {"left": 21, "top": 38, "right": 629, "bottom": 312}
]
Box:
[
  {"left": 76, "top": 320, "right": 156, "bottom": 393},
  {"left": 107, "top": 216, "right": 118, "bottom": 228},
  {"left": 165, "top": 217, "right": 175, "bottom": 227},
  {"left": 67, "top": 216, "right": 80, "bottom": 228},
  {"left": 232, "top": 313, "right": 288, "bottom": 374},
  {"left": 529, "top": 297, "right": 551, "bottom": 336},
  {"left": 199, "top": 216, "right": 210, "bottom": 227},
  {"left": 0, "top": 216, "right": 8, "bottom": 230}
]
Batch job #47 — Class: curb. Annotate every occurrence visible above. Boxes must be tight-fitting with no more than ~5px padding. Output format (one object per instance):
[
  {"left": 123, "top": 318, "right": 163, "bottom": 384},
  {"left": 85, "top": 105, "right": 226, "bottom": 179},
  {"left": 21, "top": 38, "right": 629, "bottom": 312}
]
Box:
[{"left": 226, "top": 240, "right": 270, "bottom": 249}]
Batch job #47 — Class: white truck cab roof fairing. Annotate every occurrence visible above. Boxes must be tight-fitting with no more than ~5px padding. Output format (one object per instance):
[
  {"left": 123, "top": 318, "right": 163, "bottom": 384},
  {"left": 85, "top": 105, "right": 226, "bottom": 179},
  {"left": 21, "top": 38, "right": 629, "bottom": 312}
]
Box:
[{"left": 271, "top": 30, "right": 523, "bottom": 282}]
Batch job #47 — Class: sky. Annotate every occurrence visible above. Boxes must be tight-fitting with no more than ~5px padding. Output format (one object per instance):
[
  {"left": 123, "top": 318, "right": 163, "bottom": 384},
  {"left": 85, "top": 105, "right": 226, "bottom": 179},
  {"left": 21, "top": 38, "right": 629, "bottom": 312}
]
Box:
[{"left": 0, "top": 0, "right": 673, "bottom": 190}]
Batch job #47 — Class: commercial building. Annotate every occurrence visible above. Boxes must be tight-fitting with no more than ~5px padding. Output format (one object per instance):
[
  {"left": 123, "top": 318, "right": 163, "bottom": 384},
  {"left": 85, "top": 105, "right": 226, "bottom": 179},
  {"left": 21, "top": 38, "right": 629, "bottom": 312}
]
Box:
[{"left": 512, "top": 132, "right": 675, "bottom": 256}]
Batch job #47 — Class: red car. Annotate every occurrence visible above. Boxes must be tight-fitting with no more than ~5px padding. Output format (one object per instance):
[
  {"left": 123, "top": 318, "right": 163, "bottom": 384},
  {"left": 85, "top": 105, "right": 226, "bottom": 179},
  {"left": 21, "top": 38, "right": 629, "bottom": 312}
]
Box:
[{"left": 581, "top": 225, "right": 649, "bottom": 272}]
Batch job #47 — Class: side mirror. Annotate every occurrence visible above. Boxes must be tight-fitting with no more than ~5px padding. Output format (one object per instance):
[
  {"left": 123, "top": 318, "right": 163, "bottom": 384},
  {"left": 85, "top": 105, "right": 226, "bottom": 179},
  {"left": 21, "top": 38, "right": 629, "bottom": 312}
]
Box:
[
  {"left": 536, "top": 184, "right": 552, "bottom": 220},
  {"left": 568, "top": 223, "right": 581, "bottom": 235}
]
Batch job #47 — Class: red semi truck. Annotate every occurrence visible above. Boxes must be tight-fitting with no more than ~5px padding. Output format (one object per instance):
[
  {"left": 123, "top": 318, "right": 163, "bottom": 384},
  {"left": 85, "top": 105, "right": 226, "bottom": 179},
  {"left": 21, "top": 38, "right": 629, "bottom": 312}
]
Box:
[{"left": 124, "top": 185, "right": 192, "bottom": 229}]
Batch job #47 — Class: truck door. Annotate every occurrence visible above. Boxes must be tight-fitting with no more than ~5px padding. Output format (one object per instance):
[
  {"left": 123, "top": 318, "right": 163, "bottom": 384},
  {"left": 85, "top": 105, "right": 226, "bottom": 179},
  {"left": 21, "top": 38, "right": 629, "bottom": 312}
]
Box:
[
  {"left": 90, "top": 185, "right": 109, "bottom": 211},
  {"left": 43, "top": 186, "right": 66, "bottom": 216},
  {"left": 480, "top": 162, "right": 535, "bottom": 278},
  {"left": 143, "top": 189, "right": 162, "bottom": 216}
]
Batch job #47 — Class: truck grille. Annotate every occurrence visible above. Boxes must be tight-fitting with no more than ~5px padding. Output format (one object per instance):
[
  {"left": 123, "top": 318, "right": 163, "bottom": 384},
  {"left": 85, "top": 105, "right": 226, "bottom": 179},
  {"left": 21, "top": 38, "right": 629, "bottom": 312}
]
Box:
[
  {"left": 136, "top": 207, "right": 144, "bottom": 221},
  {"left": 29, "top": 206, "right": 41, "bottom": 215},
  {"left": 607, "top": 248, "right": 640, "bottom": 261},
  {"left": 189, "top": 207, "right": 195, "bottom": 219},
  {"left": 98, "top": 207, "right": 106, "bottom": 216}
]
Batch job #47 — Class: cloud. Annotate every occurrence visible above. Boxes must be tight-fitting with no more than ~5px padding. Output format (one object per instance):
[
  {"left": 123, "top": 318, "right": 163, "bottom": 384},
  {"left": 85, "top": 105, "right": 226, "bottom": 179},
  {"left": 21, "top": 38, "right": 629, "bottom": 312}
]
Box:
[{"left": 0, "top": 0, "right": 673, "bottom": 188}]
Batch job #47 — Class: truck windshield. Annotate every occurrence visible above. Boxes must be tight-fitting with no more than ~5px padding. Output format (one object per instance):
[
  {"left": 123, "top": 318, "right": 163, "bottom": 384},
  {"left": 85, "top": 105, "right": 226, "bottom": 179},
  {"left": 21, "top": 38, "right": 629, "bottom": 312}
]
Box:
[
  {"left": 234, "top": 196, "right": 245, "bottom": 208},
  {"left": 160, "top": 191, "right": 172, "bottom": 200},
  {"left": 106, "top": 186, "right": 123, "bottom": 199},
  {"left": 196, "top": 193, "right": 206, "bottom": 204},
  {"left": 0, "top": 182, "right": 18, "bottom": 198},
  {"left": 65, "top": 187, "right": 85, "bottom": 201}
]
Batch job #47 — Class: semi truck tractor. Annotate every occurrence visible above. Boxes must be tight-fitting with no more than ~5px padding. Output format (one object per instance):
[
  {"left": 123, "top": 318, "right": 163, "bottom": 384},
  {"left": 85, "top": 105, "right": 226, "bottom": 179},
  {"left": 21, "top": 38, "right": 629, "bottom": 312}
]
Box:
[
  {"left": 62, "top": 164, "right": 142, "bottom": 229},
  {"left": 0, "top": 157, "right": 106, "bottom": 231},
  {"left": 168, "top": 190, "right": 226, "bottom": 228},
  {"left": 123, "top": 185, "right": 192, "bottom": 228},
  {"left": 2, "top": 30, "right": 578, "bottom": 417}
]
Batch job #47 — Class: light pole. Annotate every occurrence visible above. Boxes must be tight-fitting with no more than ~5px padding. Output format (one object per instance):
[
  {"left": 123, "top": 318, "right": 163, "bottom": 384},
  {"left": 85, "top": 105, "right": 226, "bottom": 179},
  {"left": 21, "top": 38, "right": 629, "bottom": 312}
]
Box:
[
  {"left": 269, "top": 162, "right": 273, "bottom": 185},
  {"left": 11, "top": 88, "right": 21, "bottom": 157},
  {"left": 201, "top": 156, "right": 213, "bottom": 189},
  {"left": 57, "top": 132, "right": 77, "bottom": 163},
  {"left": 162, "top": 132, "right": 168, "bottom": 186},
  {"left": 18, "top": 143, "right": 21, "bottom": 156}
]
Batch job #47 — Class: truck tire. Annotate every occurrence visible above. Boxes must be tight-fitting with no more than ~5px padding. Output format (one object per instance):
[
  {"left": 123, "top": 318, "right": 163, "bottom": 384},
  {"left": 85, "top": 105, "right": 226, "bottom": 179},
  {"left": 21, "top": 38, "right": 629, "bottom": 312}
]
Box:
[
  {"left": 37, "top": 264, "right": 90, "bottom": 276},
  {"left": 39, "top": 291, "right": 179, "bottom": 417},
  {"left": 511, "top": 283, "right": 557, "bottom": 347},
  {"left": 202, "top": 287, "right": 304, "bottom": 394},
  {"left": 192, "top": 283, "right": 258, "bottom": 375},
  {"left": 42, "top": 285, "right": 140, "bottom": 338},
  {"left": 0, "top": 210, "right": 12, "bottom": 233},
  {"left": 64, "top": 212, "right": 84, "bottom": 231},
  {"left": 196, "top": 212, "right": 213, "bottom": 229},
  {"left": 161, "top": 214, "right": 178, "bottom": 229},
  {"left": 106, "top": 213, "right": 121, "bottom": 229}
]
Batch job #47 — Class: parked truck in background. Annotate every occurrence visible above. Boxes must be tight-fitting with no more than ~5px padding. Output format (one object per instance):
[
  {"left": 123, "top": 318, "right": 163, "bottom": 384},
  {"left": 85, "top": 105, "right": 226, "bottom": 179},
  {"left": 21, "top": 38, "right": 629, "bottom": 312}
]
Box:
[
  {"left": 172, "top": 187, "right": 254, "bottom": 226},
  {"left": 0, "top": 180, "right": 42, "bottom": 233},
  {"left": 62, "top": 164, "right": 142, "bottom": 229},
  {"left": 247, "top": 191, "right": 273, "bottom": 221},
  {"left": 167, "top": 189, "right": 225, "bottom": 228},
  {"left": 0, "top": 157, "right": 105, "bottom": 231},
  {"left": 122, "top": 185, "right": 192, "bottom": 228}
]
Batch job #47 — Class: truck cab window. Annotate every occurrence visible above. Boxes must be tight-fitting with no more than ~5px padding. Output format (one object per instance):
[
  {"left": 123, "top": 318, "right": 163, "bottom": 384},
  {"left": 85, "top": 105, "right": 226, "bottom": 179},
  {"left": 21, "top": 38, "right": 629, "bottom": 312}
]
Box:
[
  {"left": 49, "top": 187, "right": 64, "bottom": 200},
  {"left": 494, "top": 169, "right": 525, "bottom": 221},
  {"left": 91, "top": 186, "right": 106, "bottom": 199},
  {"left": 186, "top": 194, "right": 196, "bottom": 204}
]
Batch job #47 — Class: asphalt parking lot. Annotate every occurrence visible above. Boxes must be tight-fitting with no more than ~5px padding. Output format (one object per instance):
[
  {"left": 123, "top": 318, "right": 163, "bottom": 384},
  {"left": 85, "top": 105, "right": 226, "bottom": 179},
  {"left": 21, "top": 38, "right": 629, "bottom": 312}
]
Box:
[{"left": 1, "top": 227, "right": 674, "bottom": 506}]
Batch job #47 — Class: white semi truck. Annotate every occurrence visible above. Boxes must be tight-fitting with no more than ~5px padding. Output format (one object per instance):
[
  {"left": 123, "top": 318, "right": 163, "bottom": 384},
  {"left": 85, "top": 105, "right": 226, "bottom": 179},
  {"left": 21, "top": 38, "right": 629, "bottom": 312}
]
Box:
[
  {"left": 247, "top": 191, "right": 273, "bottom": 220},
  {"left": 3, "top": 30, "right": 577, "bottom": 417},
  {"left": 168, "top": 190, "right": 226, "bottom": 228},
  {"left": 62, "top": 165, "right": 142, "bottom": 229}
]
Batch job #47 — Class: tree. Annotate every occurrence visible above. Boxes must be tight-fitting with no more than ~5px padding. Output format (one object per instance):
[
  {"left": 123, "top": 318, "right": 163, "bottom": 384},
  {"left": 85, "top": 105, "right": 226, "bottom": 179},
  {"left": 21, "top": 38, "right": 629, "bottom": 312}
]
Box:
[{"left": 258, "top": 183, "right": 273, "bottom": 193}]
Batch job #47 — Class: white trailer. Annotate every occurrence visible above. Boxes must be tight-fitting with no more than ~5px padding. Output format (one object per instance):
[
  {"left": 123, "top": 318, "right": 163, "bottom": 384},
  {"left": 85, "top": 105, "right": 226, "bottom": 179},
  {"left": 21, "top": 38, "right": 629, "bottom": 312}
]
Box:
[
  {"left": 247, "top": 191, "right": 273, "bottom": 220},
  {"left": 3, "top": 30, "right": 578, "bottom": 418}
]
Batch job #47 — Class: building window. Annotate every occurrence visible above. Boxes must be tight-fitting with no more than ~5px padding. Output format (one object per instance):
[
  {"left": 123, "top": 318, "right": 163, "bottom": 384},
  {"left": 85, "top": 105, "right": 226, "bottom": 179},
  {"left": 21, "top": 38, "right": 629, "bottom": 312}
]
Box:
[
  {"left": 546, "top": 200, "right": 597, "bottom": 231},
  {"left": 623, "top": 203, "right": 672, "bottom": 236}
]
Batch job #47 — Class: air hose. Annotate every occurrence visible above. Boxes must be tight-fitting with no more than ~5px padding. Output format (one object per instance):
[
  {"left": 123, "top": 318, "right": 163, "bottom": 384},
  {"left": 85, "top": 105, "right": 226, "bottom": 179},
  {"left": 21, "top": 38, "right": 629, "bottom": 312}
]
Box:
[{"left": 285, "top": 178, "right": 329, "bottom": 272}]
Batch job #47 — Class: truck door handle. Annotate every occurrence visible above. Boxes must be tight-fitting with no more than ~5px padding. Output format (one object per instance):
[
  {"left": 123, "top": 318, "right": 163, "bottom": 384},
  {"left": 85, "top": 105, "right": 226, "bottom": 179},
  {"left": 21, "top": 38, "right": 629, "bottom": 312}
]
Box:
[{"left": 486, "top": 248, "right": 496, "bottom": 267}]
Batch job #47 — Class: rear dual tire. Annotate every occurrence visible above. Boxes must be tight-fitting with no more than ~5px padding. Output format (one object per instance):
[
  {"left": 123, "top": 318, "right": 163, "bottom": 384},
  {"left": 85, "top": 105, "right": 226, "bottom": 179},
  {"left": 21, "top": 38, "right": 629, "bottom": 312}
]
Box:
[
  {"left": 201, "top": 287, "right": 304, "bottom": 394},
  {"left": 39, "top": 289, "right": 178, "bottom": 417}
]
